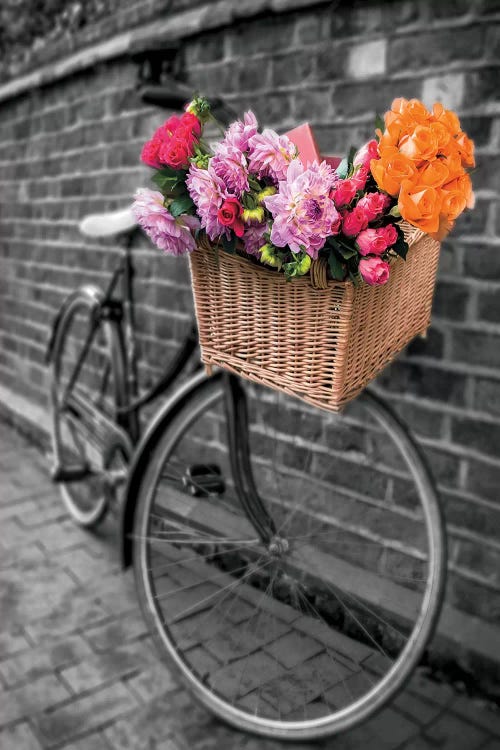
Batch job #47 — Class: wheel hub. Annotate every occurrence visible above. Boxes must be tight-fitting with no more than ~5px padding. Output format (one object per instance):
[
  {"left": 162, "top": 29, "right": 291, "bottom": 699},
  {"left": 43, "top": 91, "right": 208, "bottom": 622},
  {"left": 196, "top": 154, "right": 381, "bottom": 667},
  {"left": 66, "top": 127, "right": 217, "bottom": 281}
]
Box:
[{"left": 268, "top": 535, "right": 289, "bottom": 557}]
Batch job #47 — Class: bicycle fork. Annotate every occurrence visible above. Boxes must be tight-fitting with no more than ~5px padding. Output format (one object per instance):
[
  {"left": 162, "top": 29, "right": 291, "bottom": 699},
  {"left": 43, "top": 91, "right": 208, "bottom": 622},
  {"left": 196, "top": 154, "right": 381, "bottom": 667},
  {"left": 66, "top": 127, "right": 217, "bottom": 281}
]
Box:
[{"left": 223, "top": 373, "right": 287, "bottom": 552}]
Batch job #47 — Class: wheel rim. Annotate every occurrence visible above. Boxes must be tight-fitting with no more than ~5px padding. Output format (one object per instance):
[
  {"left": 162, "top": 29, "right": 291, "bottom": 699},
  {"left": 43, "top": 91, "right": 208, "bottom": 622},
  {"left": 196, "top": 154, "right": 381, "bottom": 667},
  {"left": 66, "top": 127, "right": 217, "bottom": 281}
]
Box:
[
  {"left": 51, "top": 297, "right": 122, "bottom": 524},
  {"left": 136, "top": 379, "right": 445, "bottom": 739}
]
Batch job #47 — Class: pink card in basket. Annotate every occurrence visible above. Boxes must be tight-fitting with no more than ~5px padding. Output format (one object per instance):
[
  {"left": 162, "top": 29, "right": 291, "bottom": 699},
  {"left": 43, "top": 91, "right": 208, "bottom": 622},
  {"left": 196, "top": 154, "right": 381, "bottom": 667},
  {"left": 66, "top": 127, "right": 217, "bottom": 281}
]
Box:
[
  {"left": 284, "top": 123, "right": 341, "bottom": 171},
  {"left": 284, "top": 123, "right": 321, "bottom": 166}
]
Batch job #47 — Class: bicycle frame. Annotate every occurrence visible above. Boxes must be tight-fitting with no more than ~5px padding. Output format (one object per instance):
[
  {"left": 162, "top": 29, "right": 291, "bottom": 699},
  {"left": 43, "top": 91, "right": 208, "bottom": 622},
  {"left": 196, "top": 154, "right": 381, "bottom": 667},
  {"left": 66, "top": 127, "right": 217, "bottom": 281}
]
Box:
[{"left": 50, "top": 230, "right": 200, "bottom": 446}]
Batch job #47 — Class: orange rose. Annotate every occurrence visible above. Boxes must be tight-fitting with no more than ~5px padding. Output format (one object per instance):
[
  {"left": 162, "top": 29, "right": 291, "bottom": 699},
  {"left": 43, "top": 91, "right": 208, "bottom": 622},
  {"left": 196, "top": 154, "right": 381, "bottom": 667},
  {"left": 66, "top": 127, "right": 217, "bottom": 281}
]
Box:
[
  {"left": 398, "top": 180, "right": 442, "bottom": 234},
  {"left": 441, "top": 149, "right": 464, "bottom": 181},
  {"left": 455, "top": 131, "right": 475, "bottom": 168},
  {"left": 399, "top": 125, "right": 439, "bottom": 162},
  {"left": 440, "top": 188, "right": 467, "bottom": 221},
  {"left": 443, "top": 174, "right": 475, "bottom": 210},
  {"left": 390, "top": 98, "right": 430, "bottom": 125},
  {"left": 418, "top": 158, "right": 450, "bottom": 188},
  {"left": 370, "top": 151, "right": 417, "bottom": 196},
  {"left": 430, "top": 121, "right": 451, "bottom": 151},
  {"left": 432, "top": 103, "right": 460, "bottom": 136}
]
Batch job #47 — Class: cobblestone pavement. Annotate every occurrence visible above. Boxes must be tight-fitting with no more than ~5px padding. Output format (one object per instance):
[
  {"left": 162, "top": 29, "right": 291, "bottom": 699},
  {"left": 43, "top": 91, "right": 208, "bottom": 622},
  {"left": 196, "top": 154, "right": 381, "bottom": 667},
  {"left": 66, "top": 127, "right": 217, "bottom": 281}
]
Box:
[{"left": 1, "top": 421, "right": 499, "bottom": 750}]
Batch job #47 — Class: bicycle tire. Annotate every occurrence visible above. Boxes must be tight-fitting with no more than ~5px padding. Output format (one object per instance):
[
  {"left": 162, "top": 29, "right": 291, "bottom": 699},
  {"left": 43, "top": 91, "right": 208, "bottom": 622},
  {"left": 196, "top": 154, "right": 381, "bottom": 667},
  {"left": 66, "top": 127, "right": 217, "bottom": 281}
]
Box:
[
  {"left": 132, "top": 374, "right": 446, "bottom": 740},
  {"left": 50, "top": 286, "right": 129, "bottom": 527}
]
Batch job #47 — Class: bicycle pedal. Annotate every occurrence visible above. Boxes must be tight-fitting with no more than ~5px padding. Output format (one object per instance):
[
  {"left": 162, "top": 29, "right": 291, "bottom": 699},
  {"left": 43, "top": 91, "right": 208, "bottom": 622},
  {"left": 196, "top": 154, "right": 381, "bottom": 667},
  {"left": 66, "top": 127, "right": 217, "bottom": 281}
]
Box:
[
  {"left": 51, "top": 464, "right": 93, "bottom": 483},
  {"left": 183, "top": 464, "right": 225, "bottom": 497}
]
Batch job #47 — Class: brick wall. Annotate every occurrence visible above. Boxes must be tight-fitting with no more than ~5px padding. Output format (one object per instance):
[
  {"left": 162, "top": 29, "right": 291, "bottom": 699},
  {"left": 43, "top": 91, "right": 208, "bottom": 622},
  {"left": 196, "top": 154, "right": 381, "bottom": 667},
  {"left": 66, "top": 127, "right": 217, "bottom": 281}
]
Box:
[{"left": 0, "top": 0, "right": 499, "bottom": 648}]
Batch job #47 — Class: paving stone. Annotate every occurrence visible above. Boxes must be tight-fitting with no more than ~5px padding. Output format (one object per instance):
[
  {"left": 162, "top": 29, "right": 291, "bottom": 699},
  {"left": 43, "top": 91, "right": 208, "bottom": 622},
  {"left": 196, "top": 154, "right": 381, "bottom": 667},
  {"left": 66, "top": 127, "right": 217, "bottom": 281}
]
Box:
[
  {"left": 37, "top": 518, "right": 92, "bottom": 552},
  {"left": 25, "top": 591, "right": 110, "bottom": 643},
  {"left": 84, "top": 609, "right": 149, "bottom": 652},
  {"left": 0, "top": 673, "right": 70, "bottom": 726},
  {"left": 0, "top": 630, "right": 31, "bottom": 659},
  {"left": 59, "top": 730, "right": 113, "bottom": 750},
  {"left": 449, "top": 694, "right": 500, "bottom": 738},
  {"left": 57, "top": 546, "right": 121, "bottom": 585},
  {"left": 60, "top": 639, "right": 156, "bottom": 693},
  {"left": 263, "top": 629, "right": 324, "bottom": 669},
  {"left": 126, "top": 658, "right": 178, "bottom": 703},
  {"left": 422, "top": 712, "right": 488, "bottom": 750},
  {"left": 0, "top": 721, "right": 43, "bottom": 750},
  {"left": 33, "top": 682, "right": 138, "bottom": 747},
  {"left": 0, "top": 634, "right": 93, "bottom": 687},
  {"left": 104, "top": 693, "right": 191, "bottom": 750}
]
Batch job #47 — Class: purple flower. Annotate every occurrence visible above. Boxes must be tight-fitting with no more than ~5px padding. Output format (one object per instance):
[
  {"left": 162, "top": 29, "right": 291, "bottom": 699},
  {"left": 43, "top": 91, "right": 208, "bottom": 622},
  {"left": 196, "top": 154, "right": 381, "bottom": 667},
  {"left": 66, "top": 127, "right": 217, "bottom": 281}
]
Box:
[
  {"left": 242, "top": 222, "right": 268, "bottom": 257},
  {"left": 186, "top": 164, "right": 230, "bottom": 241},
  {"left": 211, "top": 142, "right": 249, "bottom": 196},
  {"left": 248, "top": 129, "right": 298, "bottom": 183},
  {"left": 132, "top": 188, "right": 199, "bottom": 255},
  {"left": 264, "top": 160, "right": 339, "bottom": 258},
  {"left": 224, "top": 111, "right": 258, "bottom": 152}
]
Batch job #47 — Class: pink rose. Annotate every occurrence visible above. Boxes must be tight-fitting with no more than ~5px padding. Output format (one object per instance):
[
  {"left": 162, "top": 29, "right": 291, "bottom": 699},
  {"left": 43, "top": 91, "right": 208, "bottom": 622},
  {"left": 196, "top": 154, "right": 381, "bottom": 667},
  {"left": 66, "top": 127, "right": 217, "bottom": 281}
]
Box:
[
  {"left": 332, "top": 179, "right": 357, "bottom": 208},
  {"left": 351, "top": 166, "right": 369, "bottom": 192},
  {"left": 330, "top": 208, "right": 342, "bottom": 235},
  {"left": 381, "top": 223, "right": 398, "bottom": 246},
  {"left": 356, "top": 225, "right": 399, "bottom": 256},
  {"left": 356, "top": 228, "right": 389, "bottom": 256},
  {"left": 354, "top": 139, "right": 379, "bottom": 170},
  {"left": 359, "top": 257, "right": 390, "bottom": 286},
  {"left": 342, "top": 206, "right": 369, "bottom": 237},
  {"left": 356, "top": 192, "right": 391, "bottom": 223}
]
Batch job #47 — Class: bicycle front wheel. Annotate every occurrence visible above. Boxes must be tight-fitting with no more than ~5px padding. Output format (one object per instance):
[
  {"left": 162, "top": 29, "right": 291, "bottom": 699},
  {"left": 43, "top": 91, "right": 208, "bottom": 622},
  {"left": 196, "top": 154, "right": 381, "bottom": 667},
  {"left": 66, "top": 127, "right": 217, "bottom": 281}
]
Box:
[{"left": 133, "top": 374, "right": 446, "bottom": 740}]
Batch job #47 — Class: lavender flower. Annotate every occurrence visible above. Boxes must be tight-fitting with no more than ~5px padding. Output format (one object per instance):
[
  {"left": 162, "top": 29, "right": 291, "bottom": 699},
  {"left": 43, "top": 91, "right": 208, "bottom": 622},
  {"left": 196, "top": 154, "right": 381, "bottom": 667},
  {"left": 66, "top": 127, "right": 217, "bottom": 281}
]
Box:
[
  {"left": 186, "top": 164, "right": 229, "bottom": 240},
  {"left": 224, "top": 111, "right": 258, "bottom": 152},
  {"left": 242, "top": 222, "right": 268, "bottom": 257},
  {"left": 132, "top": 188, "right": 199, "bottom": 255},
  {"left": 211, "top": 142, "right": 249, "bottom": 196},
  {"left": 264, "top": 160, "right": 340, "bottom": 258}
]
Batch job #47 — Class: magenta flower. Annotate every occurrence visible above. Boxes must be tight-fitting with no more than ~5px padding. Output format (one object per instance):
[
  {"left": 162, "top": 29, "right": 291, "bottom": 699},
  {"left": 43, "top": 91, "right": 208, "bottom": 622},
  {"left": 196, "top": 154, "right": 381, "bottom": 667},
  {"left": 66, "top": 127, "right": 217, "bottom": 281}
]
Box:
[
  {"left": 211, "top": 142, "right": 249, "bottom": 196},
  {"left": 186, "top": 164, "right": 230, "bottom": 240},
  {"left": 248, "top": 129, "right": 298, "bottom": 183},
  {"left": 264, "top": 160, "right": 339, "bottom": 258},
  {"left": 224, "top": 111, "right": 258, "bottom": 152},
  {"left": 242, "top": 222, "right": 268, "bottom": 257},
  {"left": 359, "top": 257, "right": 390, "bottom": 286},
  {"left": 132, "top": 188, "right": 199, "bottom": 255}
]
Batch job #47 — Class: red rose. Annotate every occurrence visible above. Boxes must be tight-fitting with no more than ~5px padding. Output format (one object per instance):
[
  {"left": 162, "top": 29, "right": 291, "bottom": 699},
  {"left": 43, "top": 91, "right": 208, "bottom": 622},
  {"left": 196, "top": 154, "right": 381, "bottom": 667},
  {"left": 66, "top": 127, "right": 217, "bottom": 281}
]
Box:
[
  {"left": 217, "top": 197, "right": 244, "bottom": 237},
  {"left": 159, "top": 135, "right": 194, "bottom": 169},
  {"left": 178, "top": 112, "right": 202, "bottom": 141}
]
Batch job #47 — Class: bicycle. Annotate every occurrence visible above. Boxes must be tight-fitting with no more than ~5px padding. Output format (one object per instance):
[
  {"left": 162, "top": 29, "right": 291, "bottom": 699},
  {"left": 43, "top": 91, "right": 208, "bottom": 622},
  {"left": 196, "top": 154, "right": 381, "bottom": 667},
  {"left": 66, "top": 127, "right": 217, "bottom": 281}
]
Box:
[{"left": 47, "top": 87, "right": 447, "bottom": 741}]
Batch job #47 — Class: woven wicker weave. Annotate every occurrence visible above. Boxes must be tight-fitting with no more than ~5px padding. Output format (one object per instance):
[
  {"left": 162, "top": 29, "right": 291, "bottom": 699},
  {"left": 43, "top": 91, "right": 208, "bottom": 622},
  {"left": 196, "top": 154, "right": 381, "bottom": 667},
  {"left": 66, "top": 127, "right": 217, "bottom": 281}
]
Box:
[{"left": 189, "top": 222, "right": 440, "bottom": 412}]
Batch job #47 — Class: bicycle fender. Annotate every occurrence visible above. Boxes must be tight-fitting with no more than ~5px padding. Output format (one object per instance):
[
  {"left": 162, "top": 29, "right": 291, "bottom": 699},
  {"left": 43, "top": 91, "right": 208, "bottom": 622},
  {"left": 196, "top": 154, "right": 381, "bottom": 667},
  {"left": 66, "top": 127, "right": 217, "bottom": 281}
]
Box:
[
  {"left": 45, "top": 285, "right": 105, "bottom": 364},
  {"left": 120, "top": 368, "right": 222, "bottom": 568}
]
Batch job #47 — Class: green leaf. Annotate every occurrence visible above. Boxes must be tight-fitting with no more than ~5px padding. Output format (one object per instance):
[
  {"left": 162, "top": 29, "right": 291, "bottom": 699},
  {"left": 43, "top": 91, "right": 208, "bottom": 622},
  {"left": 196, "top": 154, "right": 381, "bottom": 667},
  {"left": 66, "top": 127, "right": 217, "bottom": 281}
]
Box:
[
  {"left": 222, "top": 233, "right": 236, "bottom": 254},
  {"left": 392, "top": 225, "right": 409, "bottom": 260},
  {"left": 347, "top": 145, "right": 357, "bottom": 165},
  {"left": 327, "top": 251, "right": 346, "bottom": 281},
  {"left": 169, "top": 194, "right": 195, "bottom": 217},
  {"left": 388, "top": 205, "right": 401, "bottom": 218},
  {"left": 375, "top": 113, "right": 385, "bottom": 134}
]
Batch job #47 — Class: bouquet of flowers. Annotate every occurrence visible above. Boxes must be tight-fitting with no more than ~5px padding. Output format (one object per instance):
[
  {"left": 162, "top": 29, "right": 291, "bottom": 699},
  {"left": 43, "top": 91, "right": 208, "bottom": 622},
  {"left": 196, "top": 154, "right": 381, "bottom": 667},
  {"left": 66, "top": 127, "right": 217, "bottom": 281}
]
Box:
[{"left": 134, "top": 96, "right": 474, "bottom": 287}]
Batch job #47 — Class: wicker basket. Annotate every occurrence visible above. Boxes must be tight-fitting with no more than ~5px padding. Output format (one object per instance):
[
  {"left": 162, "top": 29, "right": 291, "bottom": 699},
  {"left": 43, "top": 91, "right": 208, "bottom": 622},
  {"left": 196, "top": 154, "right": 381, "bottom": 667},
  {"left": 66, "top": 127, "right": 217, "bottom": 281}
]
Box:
[{"left": 189, "top": 222, "right": 440, "bottom": 412}]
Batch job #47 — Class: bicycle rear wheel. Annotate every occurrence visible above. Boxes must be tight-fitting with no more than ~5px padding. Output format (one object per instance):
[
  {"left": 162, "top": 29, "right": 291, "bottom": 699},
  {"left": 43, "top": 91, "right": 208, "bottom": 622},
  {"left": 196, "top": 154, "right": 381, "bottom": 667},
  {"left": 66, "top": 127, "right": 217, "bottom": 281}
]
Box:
[
  {"left": 133, "top": 374, "right": 446, "bottom": 740},
  {"left": 50, "top": 287, "right": 130, "bottom": 527}
]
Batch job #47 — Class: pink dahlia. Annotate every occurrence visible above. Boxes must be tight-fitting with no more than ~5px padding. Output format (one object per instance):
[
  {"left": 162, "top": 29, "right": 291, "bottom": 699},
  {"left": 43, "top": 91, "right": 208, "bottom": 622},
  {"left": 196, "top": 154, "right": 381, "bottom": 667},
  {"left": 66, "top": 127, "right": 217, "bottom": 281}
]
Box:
[
  {"left": 186, "top": 164, "right": 229, "bottom": 240},
  {"left": 264, "top": 160, "right": 340, "bottom": 258},
  {"left": 224, "top": 111, "right": 258, "bottom": 152},
  {"left": 248, "top": 129, "right": 298, "bottom": 183},
  {"left": 211, "top": 142, "right": 249, "bottom": 196},
  {"left": 132, "top": 188, "right": 199, "bottom": 255}
]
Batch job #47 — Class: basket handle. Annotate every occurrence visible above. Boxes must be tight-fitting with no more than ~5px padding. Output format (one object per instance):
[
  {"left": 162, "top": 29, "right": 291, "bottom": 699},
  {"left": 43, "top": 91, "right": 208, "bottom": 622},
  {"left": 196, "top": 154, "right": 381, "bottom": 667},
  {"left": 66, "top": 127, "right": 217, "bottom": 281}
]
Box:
[{"left": 310, "top": 257, "right": 329, "bottom": 290}]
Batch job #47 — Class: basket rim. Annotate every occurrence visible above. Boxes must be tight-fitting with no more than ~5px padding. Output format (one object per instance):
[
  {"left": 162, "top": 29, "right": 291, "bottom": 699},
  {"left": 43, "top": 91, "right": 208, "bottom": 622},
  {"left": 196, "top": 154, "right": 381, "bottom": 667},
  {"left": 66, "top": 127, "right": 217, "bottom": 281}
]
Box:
[{"left": 194, "top": 219, "right": 427, "bottom": 291}]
